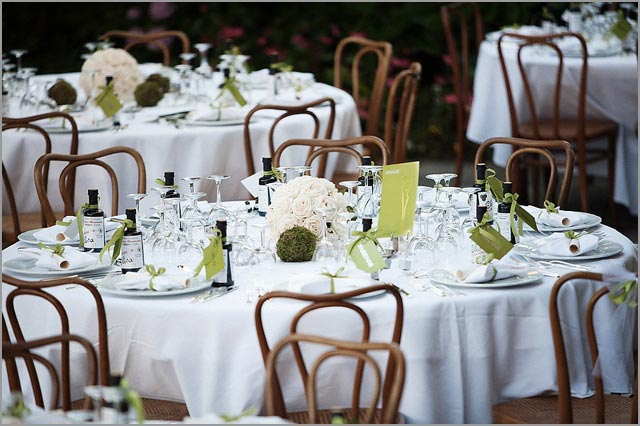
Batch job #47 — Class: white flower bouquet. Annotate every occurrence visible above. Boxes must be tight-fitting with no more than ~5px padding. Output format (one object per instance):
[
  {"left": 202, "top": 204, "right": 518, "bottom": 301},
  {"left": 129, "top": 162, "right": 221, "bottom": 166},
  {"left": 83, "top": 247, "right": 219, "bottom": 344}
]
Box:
[
  {"left": 267, "top": 176, "right": 348, "bottom": 241},
  {"left": 79, "top": 48, "right": 144, "bottom": 102}
]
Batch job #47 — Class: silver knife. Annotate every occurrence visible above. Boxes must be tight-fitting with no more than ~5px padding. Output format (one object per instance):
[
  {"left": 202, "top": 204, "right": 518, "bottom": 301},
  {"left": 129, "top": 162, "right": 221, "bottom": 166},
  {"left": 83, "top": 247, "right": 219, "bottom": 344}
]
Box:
[{"left": 190, "top": 286, "right": 237, "bottom": 303}]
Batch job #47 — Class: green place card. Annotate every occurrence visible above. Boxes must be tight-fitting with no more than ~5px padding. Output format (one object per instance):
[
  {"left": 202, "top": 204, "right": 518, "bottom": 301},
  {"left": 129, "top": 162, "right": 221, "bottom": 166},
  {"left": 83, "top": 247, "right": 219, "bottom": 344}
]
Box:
[
  {"left": 94, "top": 84, "right": 123, "bottom": 118},
  {"left": 348, "top": 238, "right": 386, "bottom": 273},
  {"left": 376, "top": 161, "right": 419, "bottom": 238},
  {"left": 468, "top": 224, "right": 513, "bottom": 260}
]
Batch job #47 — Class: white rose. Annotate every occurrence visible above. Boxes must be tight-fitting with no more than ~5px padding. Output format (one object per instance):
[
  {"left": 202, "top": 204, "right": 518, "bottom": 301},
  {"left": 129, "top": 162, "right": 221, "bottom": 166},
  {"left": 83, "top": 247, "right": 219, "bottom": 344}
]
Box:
[
  {"left": 277, "top": 214, "right": 301, "bottom": 237},
  {"left": 272, "top": 196, "right": 292, "bottom": 217},
  {"left": 291, "top": 194, "right": 314, "bottom": 218},
  {"left": 303, "top": 214, "right": 323, "bottom": 237},
  {"left": 304, "top": 178, "right": 327, "bottom": 198}
]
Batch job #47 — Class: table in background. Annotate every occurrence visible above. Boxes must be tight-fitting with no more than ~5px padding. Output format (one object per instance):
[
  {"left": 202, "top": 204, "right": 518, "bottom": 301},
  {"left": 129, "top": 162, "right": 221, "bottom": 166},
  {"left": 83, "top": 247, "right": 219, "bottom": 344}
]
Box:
[
  {"left": 2, "top": 208, "right": 636, "bottom": 423},
  {"left": 467, "top": 40, "right": 638, "bottom": 215}
]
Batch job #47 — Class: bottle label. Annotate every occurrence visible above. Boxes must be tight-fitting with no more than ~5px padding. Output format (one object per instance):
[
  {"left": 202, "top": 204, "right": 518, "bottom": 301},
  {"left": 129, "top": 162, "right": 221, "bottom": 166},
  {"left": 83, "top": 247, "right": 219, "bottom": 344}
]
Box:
[
  {"left": 471, "top": 241, "right": 486, "bottom": 264},
  {"left": 121, "top": 234, "right": 144, "bottom": 270},
  {"left": 469, "top": 193, "right": 477, "bottom": 221},
  {"left": 496, "top": 212, "right": 511, "bottom": 242},
  {"left": 83, "top": 216, "right": 105, "bottom": 249},
  {"left": 212, "top": 249, "right": 228, "bottom": 283},
  {"left": 258, "top": 185, "right": 269, "bottom": 215}
]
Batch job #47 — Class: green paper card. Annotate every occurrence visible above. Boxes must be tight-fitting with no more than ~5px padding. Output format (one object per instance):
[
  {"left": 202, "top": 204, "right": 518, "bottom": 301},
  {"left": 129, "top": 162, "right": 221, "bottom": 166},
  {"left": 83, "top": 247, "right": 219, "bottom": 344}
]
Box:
[
  {"left": 95, "top": 85, "right": 123, "bottom": 118},
  {"left": 196, "top": 236, "right": 224, "bottom": 279},
  {"left": 468, "top": 224, "right": 513, "bottom": 260},
  {"left": 376, "top": 162, "right": 419, "bottom": 238},
  {"left": 348, "top": 239, "right": 386, "bottom": 273}
]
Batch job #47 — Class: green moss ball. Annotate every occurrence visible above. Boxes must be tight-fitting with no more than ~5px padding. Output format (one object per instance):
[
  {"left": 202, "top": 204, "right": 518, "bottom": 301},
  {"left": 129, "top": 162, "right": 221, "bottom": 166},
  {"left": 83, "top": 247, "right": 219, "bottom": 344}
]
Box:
[
  {"left": 276, "top": 226, "right": 317, "bottom": 262},
  {"left": 47, "top": 80, "right": 77, "bottom": 106},
  {"left": 134, "top": 81, "right": 163, "bottom": 107},
  {"left": 145, "top": 73, "right": 171, "bottom": 93}
]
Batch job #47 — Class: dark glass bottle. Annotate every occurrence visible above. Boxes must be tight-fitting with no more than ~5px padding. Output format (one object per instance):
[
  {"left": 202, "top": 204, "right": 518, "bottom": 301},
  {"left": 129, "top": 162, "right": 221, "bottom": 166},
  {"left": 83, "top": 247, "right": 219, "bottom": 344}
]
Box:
[
  {"left": 212, "top": 219, "right": 234, "bottom": 287},
  {"left": 105, "top": 76, "right": 121, "bottom": 127},
  {"left": 121, "top": 209, "right": 144, "bottom": 273},
  {"left": 164, "top": 171, "right": 180, "bottom": 199},
  {"left": 473, "top": 162, "right": 491, "bottom": 220},
  {"left": 362, "top": 218, "right": 373, "bottom": 232},
  {"left": 496, "top": 181, "right": 519, "bottom": 244},
  {"left": 357, "top": 156, "right": 374, "bottom": 198},
  {"left": 82, "top": 189, "right": 105, "bottom": 252},
  {"left": 258, "top": 157, "right": 277, "bottom": 217}
]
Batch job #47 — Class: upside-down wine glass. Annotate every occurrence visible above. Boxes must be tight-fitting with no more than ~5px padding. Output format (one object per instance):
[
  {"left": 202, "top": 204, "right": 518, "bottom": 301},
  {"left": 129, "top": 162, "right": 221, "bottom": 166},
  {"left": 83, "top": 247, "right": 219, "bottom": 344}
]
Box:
[
  {"left": 406, "top": 186, "right": 436, "bottom": 272},
  {"left": 206, "top": 174, "right": 231, "bottom": 224},
  {"left": 313, "top": 207, "right": 338, "bottom": 268},
  {"left": 10, "top": 49, "right": 27, "bottom": 73},
  {"left": 339, "top": 181, "right": 360, "bottom": 210},
  {"left": 250, "top": 222, "right": 276, "bottom": 264},
  {"left": 194, "top": 43, "right": 212, "bottom": 76},
  {"left": 127, "top": 193, "right": 147, "bottom": 233}
]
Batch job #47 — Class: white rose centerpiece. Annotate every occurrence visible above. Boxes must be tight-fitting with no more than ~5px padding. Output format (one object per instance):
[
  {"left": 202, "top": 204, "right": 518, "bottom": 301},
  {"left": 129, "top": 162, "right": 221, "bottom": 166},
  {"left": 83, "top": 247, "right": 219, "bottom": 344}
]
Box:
[
  {"left": 267, "top": 176, "right": 348, "bottom": 241},
  {"left": 79, "top": 48, "right": 143, "bottom": 102}
]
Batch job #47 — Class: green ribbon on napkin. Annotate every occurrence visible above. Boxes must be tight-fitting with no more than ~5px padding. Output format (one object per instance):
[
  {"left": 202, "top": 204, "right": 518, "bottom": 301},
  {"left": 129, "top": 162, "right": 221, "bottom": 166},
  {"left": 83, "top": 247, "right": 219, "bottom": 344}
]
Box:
[
  {"left": 481, "top": 253, "right": 495, "bottom": 265},
  {"left": 321, "top": 266, "right": 348, "bottom": 294},
  {"left": 564, "top": 230, "right": 580, "bottom": 241},
  {"left": 119, "top": 377, "right": 145, "bottom": 424},
  {"left": 216, "top": 77, "right": 247, "bottom": 107},
  {"left": 503, "top": 192, "right": 539, "bottom": 235},
  {"left": 220, "top": 408, "right": 257, "bottom": 423},
  {"left": 76, "top": 203, "right": 89, "bottom": 248},
  {"left": 37, "top": 242, "right": 65, "bottom": 257},
  {"left": 543, "top": 200, "right": 559, "bottom": 215},
  {"left": 609, "top": 279, "right": 638, "bottom": 308},
  {"left": 477, "top": 168, "right": 503, "bottom": 201},
  {"left": 56, "top": 219, "right": 72, "bottom": 226},
  {"left": 194, "top": 230, "right": 224, "bottom": 280},
  {"left": 468, "top": 211, "right": 513, "bottom": 260},
  {"left": 606, "top": 10, "right": 633, "bottom": 41},
  {"left": 99, "top": 219, "right": 134, "bottom": 264},
  {"left": 347, "top": 229, "right": 386, "bottom": 273},
  {"left": 145, "top": 264, "right": 167, "bottom": 290},
  {"left": 94, "top": 80, "right": 123, "bottom": 118},
  {"left": 154, "top": 178, "right": 178, "bottom": 190}
]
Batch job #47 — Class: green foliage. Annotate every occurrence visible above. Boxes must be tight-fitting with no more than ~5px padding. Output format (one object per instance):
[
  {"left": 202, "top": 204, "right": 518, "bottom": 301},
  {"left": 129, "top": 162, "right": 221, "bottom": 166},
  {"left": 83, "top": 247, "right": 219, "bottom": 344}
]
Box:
[
  {"left": 48, "top": 79, "right": 77, "bottom": 105},
  {"left": 145, "top": 73, "right": 170, "bottom": 93},
  {"left": 276, "top": 226, "right": 317, "bottom": 262},
  {"left": 134, "top": 81, "right": 163, "bottom": 107}
]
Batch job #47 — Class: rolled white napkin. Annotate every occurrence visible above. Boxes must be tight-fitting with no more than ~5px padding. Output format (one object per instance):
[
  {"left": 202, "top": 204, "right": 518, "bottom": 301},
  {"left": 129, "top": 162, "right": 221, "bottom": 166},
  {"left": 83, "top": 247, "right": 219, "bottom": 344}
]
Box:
[
  {"left": 18, "top": 247, "right": 97, "bottom": 271},
  {"left": 114, "top": 269, "right": 191, "bottom": 292},
  {"left": 537, "top": 233, "right": 599, "bottom": 256},
  {"left": 185, "top": 105, "right": 249, "bottom": 122},
  {"left": 33, "top": 217, "right": 120, "bottom": 244},
  {"left": 523, "top": 205, "right": 592, "bottom": 228},
  {"left": 455, "top": 259, "right": 529, "bottom": 283}
]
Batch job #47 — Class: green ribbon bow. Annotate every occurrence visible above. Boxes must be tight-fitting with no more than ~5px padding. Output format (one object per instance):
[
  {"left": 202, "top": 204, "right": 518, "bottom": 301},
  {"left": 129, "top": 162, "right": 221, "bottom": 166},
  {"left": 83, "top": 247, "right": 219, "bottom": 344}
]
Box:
[
  {"left": 145, "top": 264, "right": 167, "bottom": 290},
  {"left": 194, "top": 230, "right": 224, "bottom": 280},
  {"left": 348, "top": 229, "right": 381, "bottom": 256},
  {"left": 321, "top": 266, "right": 348, "bottom": 294},
  {"left": 99, "top": 219, "right": 135, "bottom": 264},
  {"left": 468, "top": 211, "right": 513, "bottom": 260},
  {"left": 271, "top": 167, "right": 284, "bottom": 183},
  {"left": 609, "top": 279, "right": 638, "bottom": 308},
  {"left": 37, "top": 242, "right": 65, "bottom": 256},
  {"left": 216, "top": 77, "right": 247, "bottom": 107},
  {"left": 543, "top": 200, "right": 559, "bottom": 214},
  {"left": 154, "top": 178, "right": 178, "bottom": 189},
  {"left": 477, "top": 168, "right": 503, "bottom": 201},
  {"left": 94, "top": 80, "right": 123, "bottom": 118},
  {"left": 119, "top": 377, "right": 145, "bottom": 424},
  {"left": 564, "top": 230, "right": 580, "bottom": 241},
  {"left": 503, "top": 192, "right": 539, "bottom": 235},
  {"left": 220, "top": 408, "right": 258, "bottom": 423},
  {"left": 76, "top": 203, "right": 89, "bottom": 247},
  {"left": 481, "top": 253, "right": 495, "bottom": 265}
]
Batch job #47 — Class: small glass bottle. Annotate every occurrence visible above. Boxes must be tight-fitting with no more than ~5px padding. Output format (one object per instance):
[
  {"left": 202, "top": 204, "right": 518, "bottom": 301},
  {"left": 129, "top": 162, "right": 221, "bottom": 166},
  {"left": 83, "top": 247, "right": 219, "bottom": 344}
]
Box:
[
  {"left": 496, "top": 181, "right": 519, "bottom": 244},
  {"left": 212, "top": 219, "right": 234, "bottom": 287},
  {"left": 258, "top": 157, "right": 277, "bottom": 217},
  {"left": 356, "top": 156, "right": 374, "bottom": 199},
  {"left": 362, "top": 217, "right": 373, "bottom": 233},
  {"left": 471, "top": 205, "right": 491, "bottom": 264},
  {"left": 164, "top": 171, "right": 180, "bottom": 199},
  {"left": 121, "top": 208, "right": 144, "bottom": 273},
  {"left": 82, "top": 189, "right": 105, "bottom": 252},
  {"left": 473, "top": 162, "right": 492, "bottom": 221}
]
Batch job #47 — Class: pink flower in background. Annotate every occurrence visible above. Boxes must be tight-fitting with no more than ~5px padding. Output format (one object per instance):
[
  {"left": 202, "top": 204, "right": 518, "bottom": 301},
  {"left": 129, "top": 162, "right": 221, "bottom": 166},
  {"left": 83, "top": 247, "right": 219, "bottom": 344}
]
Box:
[
  {"left": 434, "top": 75, "right": 446, "bottom": 85},
  {"left": 218, "top": 26, "right": 245, "bottom": 40},
  {"left": 331, "top": 25, "right": 341, "bottom": 37},
  {"left": 291, "top": 34, "right": 309, "bottom": 49},
  {"left": 126, "top": 6, "right": 141, "bottom": 21},
  {"left": 444, "top": 93, "right": 457, "bottom": 104},
  {"left": 258, "top": 36, "right": 268, "bottom": 47},
  {"left": 265, "top": 48, "right": 281, "bottom": 59},
  {"left": 391, "top": 56, "right": 411, "bottom": 69},
  {"left": 149, "top": 2, "right": 176, "bottom": 21},
  {"left": 320, "top": 35, "right": 333, "bottom": 46},
  {"left": 442, "top": 54, "right": 452, "bottom": 66}
]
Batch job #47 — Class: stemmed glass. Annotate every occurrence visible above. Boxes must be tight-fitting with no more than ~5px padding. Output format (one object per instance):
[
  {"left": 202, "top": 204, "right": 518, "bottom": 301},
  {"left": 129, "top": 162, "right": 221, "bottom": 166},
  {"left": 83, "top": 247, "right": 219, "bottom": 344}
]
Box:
[
  {"left": 10, "top": 49, "right": 27, "bottom": 72},
  {"left": 406, "top": 186, "right": 436, "bottom": 272},
  {"left": 228, "top": 200, "right": 256, "bottom": 244},
  {"left": 181, "top": 192, "right": 208, "bottom": 243},
  {"left": 250, "top": 222, "right": 276, "bottom": 264},
  {"left": 276, "top": 166, "right": 311, "bottom": 183},
  {"left": 339, "top": 181, "right": 360, "bottom": 209},
  {"left": 460, "top": 187, "right": 480, "bottom": 231},
  {"left": 206, "top": 174, "right": 230, "bottom": 224},
  {"left": 433, "top": 187, "right": 462, "bottom": 268},
  {"left": 17, "top": 67, "right": 38, "bottom": 112},
  {"left": 149, "top": 205, "right": 178, "bottom": 266},
  {"left": 174, "top": 64, "right": 194, "bottom": 104},
  {"left": 181, "top": 176, "right": 201, "bottom": 193},
  {"left": 127, "top": 193, "right": 147, "bottom": 230},
  {"left": 313, "top": 207, "right": 338, "bottom": 267},
  {"left": 194, "top": 43, "right": 212, "bottom": 76},
  {"left": 177, "top": 217, "right": 205, "bottom": 271}
]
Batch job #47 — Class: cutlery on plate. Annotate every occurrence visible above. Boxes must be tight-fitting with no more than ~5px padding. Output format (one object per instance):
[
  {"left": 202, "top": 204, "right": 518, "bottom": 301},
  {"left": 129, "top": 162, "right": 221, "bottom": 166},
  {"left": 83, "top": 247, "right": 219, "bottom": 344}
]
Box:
[{"left": 189, "top": 285, "right": 237, "bottom": 303}]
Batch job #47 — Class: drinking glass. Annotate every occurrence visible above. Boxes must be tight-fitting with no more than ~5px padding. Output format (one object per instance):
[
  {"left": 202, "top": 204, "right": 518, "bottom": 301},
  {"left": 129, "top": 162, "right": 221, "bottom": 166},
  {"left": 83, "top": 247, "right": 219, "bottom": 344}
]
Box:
[
  {"left": 460, "top": 187, "right": 480, "bottom": 231},
  {"left": 177, "top": 217, "right": 205, "bottom": 270},
  {"left": 356, "top": 165, "right": 382, "bottom": 219},
  {"left": 127, "top": 193, "right": 147, "bottom": 230},
  {"left": 206, "top": 174, "right": 230, "bottom": 223},
  {"left": 339, "top": 181, "right": 360, "bottom": 209},
  {"left": 313, "top": 207, "right": 338, "bottom": 267},
  {"left": 10, "top": 49, "right": 27, "bottom": 72},
  {"left": 150, "top": 205, "right": 178, "bottom": 266},
  {"left": 181, "top": 191, "right": 208, "bottom": 243},
  {"left": 228, "top": 200, "right": 256, "bottom": 244},
  {"left": 174, "top": 64, "right": 194, "bottom": 104},
  {"left": 276, "top": 166, "right": 311, "bottom": 183},
  {"left": 179, "top": 52, "right": 197, "bottom": 66},
  {"left": 194, "top": 43, "right": 212, "bottom": 76},
  {"left": 406, "top": 187, "right": 436, "bottom": 271},
  {"left": 250, "top": 222, "right": 276, "bottom": 263},
  {"left": 181, "top": 176, "right": 201, "bottom": 193}
]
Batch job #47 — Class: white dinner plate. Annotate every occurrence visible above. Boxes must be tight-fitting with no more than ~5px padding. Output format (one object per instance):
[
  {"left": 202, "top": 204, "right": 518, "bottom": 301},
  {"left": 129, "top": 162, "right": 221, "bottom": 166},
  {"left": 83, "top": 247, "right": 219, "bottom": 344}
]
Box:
[
  {"left": 429, "top": 268, "right": 543, "bottom": 288},
  {"left": 178, "top": 118, "right": 248, "bottom": 127},
  {"left": 299, "top": 281, "right": 386, "bottom": 299},
  {"left": 17, "top": 229, "right": 79, "bottom": 246},
  {"left": 42, "top": 123, "right": 113, "bottom": 133},
  {"left": 514, "top": 239, "right": 623, "bottom": 261},
  {"left": 533, "top": 212, "right": 602, "bottom": 232},
  {"left": 97, "top": 275, "right": 211, "bottom": 297},
  {"left": 2, "top": 254, "right": 112, "bottom": 277}
]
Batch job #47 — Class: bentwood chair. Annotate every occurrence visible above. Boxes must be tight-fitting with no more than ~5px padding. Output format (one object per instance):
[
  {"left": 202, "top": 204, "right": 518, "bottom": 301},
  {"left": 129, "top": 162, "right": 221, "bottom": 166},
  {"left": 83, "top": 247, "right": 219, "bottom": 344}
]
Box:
[
  {"left": 265, "top": 334, "right": 405, "bottom": 424},
  {"left": 493, "top": 272, "right": 638, "bottom": 424},
  {"left": 2, "top": 275, "right": 190, "bottom": 420},
  {"left": 383, "top": 62, "right": 421, "bottom": 164},
  {"left": 272, "top": 136, "right": 390, "bottom": 180},
  {"left": 255, "top": 284, "right": 404, "bottom": 423},
  {"left": 474, "top": 137, "right": 575, "bottom": 207},
  {"left": 34, "top": 146, "right": 146, "bottom": 227},
  {"left": 440, "top": 2, "right": 484, "bottom": 184},
  {"left": 99, "top": 30, "right": 190, "bottom": 66},
  {"left": 243, "top": 97, "right": 336, "bottom": 177},
  {"left": 497, "top": 32, "right": 618, "bottom": 219},
  {"left": 2, "top": 112, "right": 79, "bottom": 244},
  {"left": 334, "top": 36, "right": 392, "bottom": 137}
]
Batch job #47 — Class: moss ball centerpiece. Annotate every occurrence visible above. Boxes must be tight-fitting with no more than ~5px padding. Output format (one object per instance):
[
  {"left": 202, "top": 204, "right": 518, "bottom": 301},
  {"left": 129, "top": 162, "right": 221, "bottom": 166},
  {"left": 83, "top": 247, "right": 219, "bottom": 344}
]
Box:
[{"left": 276, "top": 226, "right": 317, "bottom": 262}]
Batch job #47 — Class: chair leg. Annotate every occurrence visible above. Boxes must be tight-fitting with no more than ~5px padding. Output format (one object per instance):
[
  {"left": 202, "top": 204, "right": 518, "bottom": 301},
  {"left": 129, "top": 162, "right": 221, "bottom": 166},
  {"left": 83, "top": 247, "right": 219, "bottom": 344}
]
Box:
[{"left": 607, "top": 132, "right": 618, "bottom": 227}]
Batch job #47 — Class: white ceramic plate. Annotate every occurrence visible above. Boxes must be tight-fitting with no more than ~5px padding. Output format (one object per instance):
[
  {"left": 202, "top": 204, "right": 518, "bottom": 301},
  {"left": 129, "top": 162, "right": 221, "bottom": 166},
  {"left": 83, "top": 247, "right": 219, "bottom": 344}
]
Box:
[
  {"left": 2, "top": 254, "right": 112, "bottom": 277},
  {"left": 514, "top": 239, "right": 624, "bottom": 261},
  {"left": 429, "top": 268, "right": 543, "bottom": 288},
  {"left": 299, "top": 281, "right": 386, "bottom": 299},
  {"left": 532, "top": 212, "right": 602, "bottom": 232},
  {"left": 43, "top": 123, "right": 113, "bottom": 133},
  {"left": 17, "top": 229, "right": 78, "bottom": 246},
  {"left": 97, "top": 275, "right": 211, "bottom": 297},
  {"left": 178, "top": 118, "right": 247, "bottom": 127}
]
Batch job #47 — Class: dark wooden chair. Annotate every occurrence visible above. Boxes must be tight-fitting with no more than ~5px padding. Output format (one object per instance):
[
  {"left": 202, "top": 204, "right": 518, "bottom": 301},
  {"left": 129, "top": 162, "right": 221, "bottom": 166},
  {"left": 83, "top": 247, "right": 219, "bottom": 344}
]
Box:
[
  {"left": 474, "top": 137, "right": 575, "bottom": 207},
  {"left": 497, "top": 31, "right": 618, "bottom": 220},
  {"left": 334, "top": 36, "right": 392, "bottom": 138},
  {"left": 99, "top": 30, "right": 190, "bottom": 66},
  {"left": 2, "top": 112, "right": 79, "bottom": 244},
  {"left": 493, "top": 272, "right": 638, "bottom": 424},
  {"left": 243, "top": 97, "right": 336, "bottom": 177},
  {"left": 383, "top": 62, "right": 421, "bottom": 164},
  {"left": 34, "top": 146, "right": 146, "bottom": 226},
  {"left": 440, "top": 2, "right": 484, "bottom": 184},
  {"left": 255, "top": 284, "right": 404, "bottom": 423}
]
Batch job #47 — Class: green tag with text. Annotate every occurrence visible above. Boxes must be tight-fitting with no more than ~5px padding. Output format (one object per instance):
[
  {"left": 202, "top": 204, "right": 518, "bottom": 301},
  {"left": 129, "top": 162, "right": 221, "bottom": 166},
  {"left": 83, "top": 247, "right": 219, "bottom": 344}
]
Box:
[
  {"left": 468, "top": 212, "right": 513, "bottom": 259},
  {"left": 94, "top": 81, "right": 123, "bottom": 118},
  {"left": 194, "top": 232, "right": 224, "bottom": 279},
  {"left": 348, "top": 238, "right": 386, "bottom": 273}
]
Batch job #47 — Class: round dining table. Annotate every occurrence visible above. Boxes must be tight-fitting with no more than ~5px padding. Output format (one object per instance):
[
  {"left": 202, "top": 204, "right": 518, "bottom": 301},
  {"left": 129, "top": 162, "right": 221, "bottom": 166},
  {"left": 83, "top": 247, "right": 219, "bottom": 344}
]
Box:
[
  {"left": 466, "top": 38, "right": 638, "bottom": 215},
  {"left": 2, "top": 64, "right": 362, "bottom": 216},
  {"left": 2, "top": 201, "right": 636, "bottom": 423}
]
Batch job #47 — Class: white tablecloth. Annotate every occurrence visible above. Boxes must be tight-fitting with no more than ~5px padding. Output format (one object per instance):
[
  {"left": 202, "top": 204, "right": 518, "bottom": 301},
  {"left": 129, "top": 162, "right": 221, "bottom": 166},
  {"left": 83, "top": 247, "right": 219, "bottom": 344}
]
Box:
[
  {"left": 467, "top": 40, "right": 638, "bottom": 215},
  {"left": 2, "top": 67, "right": 361, "bottom": 217},
  {"left": 2, "top": 208, "right": 636, "bottom": 423}
]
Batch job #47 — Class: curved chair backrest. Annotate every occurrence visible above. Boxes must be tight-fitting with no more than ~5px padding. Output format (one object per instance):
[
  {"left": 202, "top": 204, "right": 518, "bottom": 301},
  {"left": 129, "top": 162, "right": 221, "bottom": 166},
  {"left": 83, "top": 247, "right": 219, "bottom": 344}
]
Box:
[
  {"left": 99, "top": 30, "right": 191, "bottom": 66},
  {"left": 273, "top": 136, "right": 390, "bottom": 178},
  {"left": 243, "top": 97, "right": 336, "bottom": 176},
  {"left": 440, "top": 2, "right": 484, "bottom": 183},
  {"left": 255, "top": 284, "right": 403, "bottom": 421},
  {"left": 383, "top": 61, "right": 421, "bottom": 164},
  {"left": 2, "top": 112, "right": 79, "bottom": 241},
  {"left": 265, "top": 333, "right": 405, "bottom": 424},
  {"left": 550, "top": 272, "right": 638, "bottom": 424},
  {"left": 2, "top": 325, "right": 98, "bottom": 411},
  {"left": 474, "top": 137, "right": 574, "bottom": 207},
  {"left": 334, "top": 36, "right": 392, "bottom": 137},
  {"left": 3, "top": 274, "right": 110, "bottom": 410},
  {"left": 34, "top": 146, "right": 147, "bottom": 225}
]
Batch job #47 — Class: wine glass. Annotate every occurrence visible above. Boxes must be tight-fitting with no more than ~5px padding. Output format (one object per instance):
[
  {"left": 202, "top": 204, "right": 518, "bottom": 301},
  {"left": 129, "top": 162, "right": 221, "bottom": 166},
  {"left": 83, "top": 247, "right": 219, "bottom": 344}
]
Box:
[
  {"left": 194, "top": 43, "right": 212, "bottom": 76},
  {"left": 313, "top": 207, "right": 338, "bottom": 267},
  {"left": 339, "top": 181, "right": 360, "bottom": 209},
  {"left": 174, "top": 64, "right": 194, "bottom": 104},
  {"left": 228, "top": 200, "right": 256, "bottom": 244},
  {"left": 17, "top": 67, "right": 38, "bottom": 112},
  {"left": 179, "top": 52, "right": 197, "bottom": 66},
  {"left": 10, "top": 49, "right": 27, "bottom": 72},
  {"left": 177, "top": 217, "right": 205, "bottom": 271},
  {"left": 206, "top": 174, "right": 230, "bottom": 223},
  {"left": 127, "top": 193, "right": 147, "bottom": 230},
  {"left": 250, "top": 222, "right": 276, "bottom": 264},
  {"left": 406, "top": 186, "right": 436, "bottom": 272},
  {"left": 181, "top": 176, "right": 201, "bottom": 193},
  {"left": 460, "top": 187, "right": 480, "bottom": 231},
  {"left": 149, "top": 205, "right": 178, "bottom": 266},
  {"left": 181, "top": 191, "right": 208, "bottom": 243},
  {"left": 356, "top": 165, "right": 382, "bottom": 219}
]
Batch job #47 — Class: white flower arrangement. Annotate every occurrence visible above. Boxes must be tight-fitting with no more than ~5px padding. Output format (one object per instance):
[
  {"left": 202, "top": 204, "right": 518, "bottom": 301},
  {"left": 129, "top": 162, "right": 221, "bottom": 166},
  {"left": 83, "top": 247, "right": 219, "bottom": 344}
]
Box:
[
  {"left": 267, "top": 176, "right": 348, "bottom": 241},
  {"left": 79, "top": 48, "right": 144, "bottom": 102}
]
